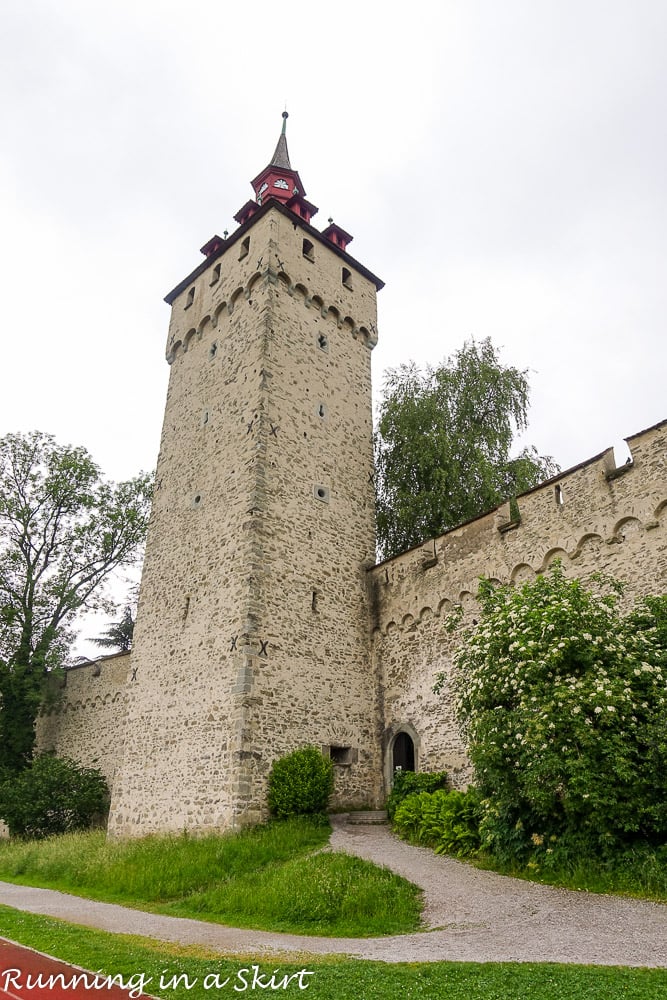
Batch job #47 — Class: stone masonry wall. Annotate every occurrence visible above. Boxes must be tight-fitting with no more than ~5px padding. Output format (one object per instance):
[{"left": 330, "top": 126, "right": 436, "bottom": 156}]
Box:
[
  {"left": 107, "top": 214, "right": 279, "bottom": 836},
  {"left": 369, "top": 420, "right": 667, "bottom": 792},
  {"left": 106, "top": 205, "right": 383, "bottom": 836},
  {"left": 231, "top": 209, "right": 382, "bottom": 816},
  {"left": 37, "top": 653, "right": 130, "bottom": 788}
]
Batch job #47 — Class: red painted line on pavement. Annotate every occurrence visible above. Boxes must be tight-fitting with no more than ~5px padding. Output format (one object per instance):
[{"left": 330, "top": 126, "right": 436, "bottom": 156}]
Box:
[{"left": 0, "top": 939, "right": 151, "bottom": 998}]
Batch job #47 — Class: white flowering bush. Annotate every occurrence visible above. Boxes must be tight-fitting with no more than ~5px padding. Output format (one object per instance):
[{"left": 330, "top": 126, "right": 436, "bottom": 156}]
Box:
[{"left": 443, "top": 564, "right": 667, "bottom": 862}]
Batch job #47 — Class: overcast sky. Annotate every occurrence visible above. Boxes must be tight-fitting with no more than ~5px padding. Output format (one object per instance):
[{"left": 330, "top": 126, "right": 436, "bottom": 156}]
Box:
[{"left": 2, "top": 1, "right": 666, "bottom": 645}]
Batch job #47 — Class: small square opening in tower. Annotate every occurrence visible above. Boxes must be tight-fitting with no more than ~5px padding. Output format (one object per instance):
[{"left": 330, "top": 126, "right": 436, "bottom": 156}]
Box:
[
  {"left": 342, "top": 267, "right": 353, "bottom": 290},
  {"left": 302, "top": 239, "right": 314, "bottom": 262},
  {"left": 329, "top": 746, "right": 355, "bottom": 766},
  {"left": 239, "top": 236, "right": 250, "bottom": 261}
]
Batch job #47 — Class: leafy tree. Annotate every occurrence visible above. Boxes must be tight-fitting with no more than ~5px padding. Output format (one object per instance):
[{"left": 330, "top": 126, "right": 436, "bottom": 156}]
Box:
[
  {"left": 0, "top": 431, "right": 152, "bottom": 773},
  {"left": 91, "top": 604, "right": 135, "bottom": 653},
  {"left": 374, "top": 338, "right": 558, "bottom": 558},
  {"left": 442, "top": 564, "right": 667, "bottom": 862},
  {"left": 0, "top": 753, "right": 109, "bottom": 839}
]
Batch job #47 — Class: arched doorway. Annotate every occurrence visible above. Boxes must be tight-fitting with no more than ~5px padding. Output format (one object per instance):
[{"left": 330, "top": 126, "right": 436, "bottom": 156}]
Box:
[{"left": 392, "top": 731, "right": 415, "bottom": 772}]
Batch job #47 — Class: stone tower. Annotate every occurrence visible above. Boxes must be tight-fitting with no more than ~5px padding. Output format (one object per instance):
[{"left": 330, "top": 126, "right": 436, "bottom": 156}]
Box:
[{"left": 107, "top": 115, "right": 385, "bottom": 836}]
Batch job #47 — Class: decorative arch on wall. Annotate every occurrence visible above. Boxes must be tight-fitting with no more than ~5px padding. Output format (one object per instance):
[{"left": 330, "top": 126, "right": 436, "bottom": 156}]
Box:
[
  {"left": 540, "top": 547, "right": 570, "bottom": 571},
  {"left": 575, "top": 532, "right": 605, "bottom": 561},
  {"left": 458, "top": 590, "right": 477, "bottom": 613},
  {"left": 654, "top": 499, "right": 667, "bottom": 520},
  {"left": 166, "top": 339, "right": 182, "bottom": 364},
  {"left": 613, "top": 515, "right": 643, "bottom": 540},
  {"left": 229, "top": 286, "right": 245, "bottom": 312},
  {"left": 212, "top": 301, "right": 228, "bottom": 328},
  {"left": 510, "top": 562, "right": 535, "bottom": 585},
  {"left": 437, "top": 597, "right": 453, "bottom": 617},
  {"left": 182, "top": 328, "right": 197, "bottom": 353},
  {"left": 168, "top": 270, "right": 377, "bottom": 364},
  {"left": 247, "top": 271, "right": 262, "bottom": 296}
]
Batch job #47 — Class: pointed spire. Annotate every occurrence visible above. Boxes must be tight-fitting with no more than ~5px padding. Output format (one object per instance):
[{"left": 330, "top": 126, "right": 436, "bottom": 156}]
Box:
[
  {"left": 237, "top": 113, "right": 317, "bottom": 226},
  {"left": 269, "top": 111, "right": 291, "bottom": 171}
]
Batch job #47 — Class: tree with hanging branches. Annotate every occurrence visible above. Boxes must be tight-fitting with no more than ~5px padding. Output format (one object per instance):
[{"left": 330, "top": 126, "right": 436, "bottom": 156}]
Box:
[{"left": 374, "top": 338, "right": 558, "bottom": 559}]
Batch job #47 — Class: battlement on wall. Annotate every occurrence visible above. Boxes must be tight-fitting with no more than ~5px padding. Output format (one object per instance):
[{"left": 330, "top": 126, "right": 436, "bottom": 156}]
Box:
[
  {"left": 370, "top": 418, "right": 667, "bottom": 635},
  {"left": 371, "top": 419, "right": 666, "bottom": 791}
]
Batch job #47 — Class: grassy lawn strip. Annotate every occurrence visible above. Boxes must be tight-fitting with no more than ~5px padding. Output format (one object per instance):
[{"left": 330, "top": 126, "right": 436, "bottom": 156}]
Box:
[
  {"left": 465, "top": 849, "right": 667, "bottom": 903},
  {"left": 0, "top": 820, "right": 421, "bottom": 937},
  {"left": 1, "top": 906, "right": 666, "bottom": 1000}
]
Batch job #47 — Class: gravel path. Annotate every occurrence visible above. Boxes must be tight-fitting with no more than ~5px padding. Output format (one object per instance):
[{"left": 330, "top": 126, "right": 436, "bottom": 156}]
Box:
[{"left": 1, "top": 819, "right": 666, "bottom": 967}]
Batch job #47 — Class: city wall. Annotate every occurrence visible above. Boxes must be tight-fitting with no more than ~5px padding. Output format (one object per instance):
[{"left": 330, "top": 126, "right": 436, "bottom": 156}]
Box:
[
  {"left": 37, "top": 652, "right": 130, "bottom": 787},
  {"left": 35, "top": 420, "right": 666, "bottom": 815},
  {"left": 369, "top": 419, "right": 667, "bottom": 791}
]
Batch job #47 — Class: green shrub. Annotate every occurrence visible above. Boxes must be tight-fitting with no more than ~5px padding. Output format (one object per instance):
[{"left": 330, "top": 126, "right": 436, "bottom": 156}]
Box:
[
  {"left": 267, "top": 746, "right": 334, "bottom": 818},
  {"left": 393, "top": 787, "right": 481, "bottom": 857},
  {"left": 0, "top": 754, "right": 109, "bottom": 839},
  {"left": 385, "top": 768, "right": 448, "bottom": 820},
  {"left": 423, "top": 788, "right": 482, "bottom": 856}
]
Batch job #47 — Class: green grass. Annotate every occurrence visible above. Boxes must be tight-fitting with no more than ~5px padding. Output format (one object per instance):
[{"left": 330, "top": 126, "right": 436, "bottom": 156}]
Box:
[
  {"left": 166, "top": 851, "right": 416, "bottom": 936},
  {"left": 468, "top": 845, "right": 667, "bottom": 903},
  {"left": 1, "top": 906, "right": 666, "bottom": 999},
  {"left": 0, "top": 819, "right": 421, "bottom": 937}
]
